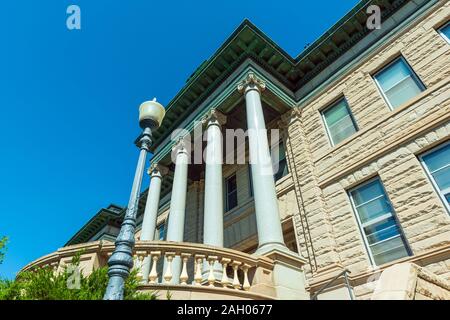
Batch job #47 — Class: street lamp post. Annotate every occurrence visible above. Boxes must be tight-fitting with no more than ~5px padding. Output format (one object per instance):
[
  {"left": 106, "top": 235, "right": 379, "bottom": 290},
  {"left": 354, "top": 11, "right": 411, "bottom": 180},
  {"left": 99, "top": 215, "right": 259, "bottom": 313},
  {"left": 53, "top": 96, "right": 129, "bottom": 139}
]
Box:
[{"left": 103, "top": 98, "right": 165, "bottom": 300}]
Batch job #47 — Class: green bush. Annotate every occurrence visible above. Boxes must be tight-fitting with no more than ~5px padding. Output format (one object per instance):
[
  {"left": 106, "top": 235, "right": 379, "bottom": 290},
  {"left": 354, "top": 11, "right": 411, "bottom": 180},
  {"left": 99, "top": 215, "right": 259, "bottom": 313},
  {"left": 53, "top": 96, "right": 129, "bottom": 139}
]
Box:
[
  {"left": 0, "top": 252, "right": 157, "bottom": 300},
  {"left": 0, "top": 236, "right": 7, "bottom": 265}
]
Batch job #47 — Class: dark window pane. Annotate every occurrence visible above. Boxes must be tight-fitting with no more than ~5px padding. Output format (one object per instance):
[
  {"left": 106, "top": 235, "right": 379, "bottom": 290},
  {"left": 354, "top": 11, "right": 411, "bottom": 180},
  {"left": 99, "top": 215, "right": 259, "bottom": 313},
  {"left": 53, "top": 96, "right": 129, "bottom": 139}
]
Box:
[
  {"left": 273, "top": 141, "right": 289, "bottom": 181},
  {"left": 158, "top": 224, "right": 165, "bottom": 240},
  {"left": 226, "top": 174, "right": 238, "bottom": 211}
]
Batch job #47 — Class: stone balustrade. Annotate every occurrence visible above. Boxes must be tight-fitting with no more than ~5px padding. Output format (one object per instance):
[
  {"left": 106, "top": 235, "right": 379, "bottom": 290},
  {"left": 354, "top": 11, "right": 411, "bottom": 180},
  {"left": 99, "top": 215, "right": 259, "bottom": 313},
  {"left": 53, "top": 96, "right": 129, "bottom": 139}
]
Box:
[
  {"left": 19, "top": 240, "right": 308, "bottom": 300},
  {"left": 124, "top": 241, "right": 272, "bottom": 291}
]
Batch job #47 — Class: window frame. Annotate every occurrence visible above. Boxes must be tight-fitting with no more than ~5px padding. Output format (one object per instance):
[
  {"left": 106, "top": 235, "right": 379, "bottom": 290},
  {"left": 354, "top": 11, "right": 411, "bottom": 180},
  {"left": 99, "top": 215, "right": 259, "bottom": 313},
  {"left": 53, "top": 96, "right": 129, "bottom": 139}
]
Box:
[
  {"left": 321, "top": 97, "right": 358, "bottom": 146},
  {"left": 438, "top": 21, "right": 450, "bottom": 44},
  {"left": 419, "top": 140, "right": 450, "bottom": 215},
  {"left": 225, "top": 173, "right": 238, "bottom": 212},
  {"left": 157, "top": 222, "right": 165, "bottom": 241},
  {"left": 272, "top": 139, "right": 289, "bottom": 181},
  {"left": 373, "top": 56, "right": 425, "bottom": 110},
  {"left": 348, "top": 176, "right": 411, "bottom": 266}
]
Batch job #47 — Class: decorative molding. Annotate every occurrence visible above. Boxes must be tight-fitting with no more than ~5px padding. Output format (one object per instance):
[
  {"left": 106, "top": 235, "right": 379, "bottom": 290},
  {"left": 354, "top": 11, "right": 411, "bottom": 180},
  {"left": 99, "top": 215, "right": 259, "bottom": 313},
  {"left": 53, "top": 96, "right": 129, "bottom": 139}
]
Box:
[
  {"left": 172, "top": 137, "right": 190, "bottom": 156},
  {"left": 279, "top": 107, "right": 302, "bottom": 128},
  {"left": 201, "top": 109, "right": 227, "bottom": 127},
  {"left": 237, "top": 72, "right": 266, "bottom": 94},
  {"left": 148, "top": 163, "right": 169, "bottom": 177}
]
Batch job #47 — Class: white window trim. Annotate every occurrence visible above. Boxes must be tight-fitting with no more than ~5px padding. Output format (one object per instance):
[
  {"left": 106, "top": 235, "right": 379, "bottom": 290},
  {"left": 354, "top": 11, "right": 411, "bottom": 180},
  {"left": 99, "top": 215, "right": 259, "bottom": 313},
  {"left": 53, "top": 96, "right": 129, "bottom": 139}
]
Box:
[
  {"left": 438, "top": 21, "right": 450, "bottom": 44},
  {"left": 373, "top": 56, "right": 425, "bottom": 110},
  {"left": 321, "top": 97, "right": 358, "bottom": 146},
  {"left": 348, "top": 176, "right": 411, "bottom": 266},
  {"left": 419, "top": 140, "right": 450, "bottom": 215}
]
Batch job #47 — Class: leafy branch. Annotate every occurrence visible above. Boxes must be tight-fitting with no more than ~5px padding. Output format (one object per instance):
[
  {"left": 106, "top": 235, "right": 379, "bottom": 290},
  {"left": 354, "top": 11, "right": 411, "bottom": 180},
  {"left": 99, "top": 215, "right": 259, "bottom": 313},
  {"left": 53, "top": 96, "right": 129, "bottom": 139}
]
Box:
[{"left": 0, "top": 251, "right": 157, "bottom": 300}]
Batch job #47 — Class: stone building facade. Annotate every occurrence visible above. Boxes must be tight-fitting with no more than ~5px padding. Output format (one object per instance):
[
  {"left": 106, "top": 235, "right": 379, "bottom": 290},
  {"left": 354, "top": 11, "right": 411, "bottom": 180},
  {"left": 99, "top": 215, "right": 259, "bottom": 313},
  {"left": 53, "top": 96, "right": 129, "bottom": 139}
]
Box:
[{"left": 22, "top": 0, "right": 450, "bottom": 300}]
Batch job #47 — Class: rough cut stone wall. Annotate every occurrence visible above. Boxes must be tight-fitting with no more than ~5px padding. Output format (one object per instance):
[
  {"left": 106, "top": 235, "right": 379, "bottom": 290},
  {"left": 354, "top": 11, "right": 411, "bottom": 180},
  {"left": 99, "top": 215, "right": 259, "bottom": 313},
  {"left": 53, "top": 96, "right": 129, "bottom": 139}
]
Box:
[
  {"left": 284, "top": 1, "right": 450, "bottom": 299},
  {"left": 371, "top": 262, "right": 450, "bottom": 300}
]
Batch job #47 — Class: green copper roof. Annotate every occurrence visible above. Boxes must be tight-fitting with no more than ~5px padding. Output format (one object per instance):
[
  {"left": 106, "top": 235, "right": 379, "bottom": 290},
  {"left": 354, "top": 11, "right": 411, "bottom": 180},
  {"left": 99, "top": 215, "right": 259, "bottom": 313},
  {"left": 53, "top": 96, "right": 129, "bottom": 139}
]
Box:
[
  {"left": 150, "top": 0, "right": 411, "bottom": 152},
  {"left": 65, "top": 204, "right": 123, "bottom": 246}
]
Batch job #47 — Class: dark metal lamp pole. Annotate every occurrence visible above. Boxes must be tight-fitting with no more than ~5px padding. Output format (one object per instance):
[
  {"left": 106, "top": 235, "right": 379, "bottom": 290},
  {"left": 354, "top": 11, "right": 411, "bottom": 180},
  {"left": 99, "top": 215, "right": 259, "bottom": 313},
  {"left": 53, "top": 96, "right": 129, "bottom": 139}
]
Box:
[{"left": 103, "top": 98, "right": 165, "bottom": 300}]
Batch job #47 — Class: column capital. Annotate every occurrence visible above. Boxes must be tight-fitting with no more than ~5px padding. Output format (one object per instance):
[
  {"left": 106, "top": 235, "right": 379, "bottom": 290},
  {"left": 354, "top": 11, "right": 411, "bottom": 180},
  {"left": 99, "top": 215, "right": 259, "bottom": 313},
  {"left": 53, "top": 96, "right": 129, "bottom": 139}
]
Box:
[
  {"left": 201, "top": 109, "right": 227, "bottom": 127},
  {"left": 172, "top": 137, "right": 190, "bottom": 156},
  {"left": 237, "top": 72, "right": 266, "bottom": 94},
  {"left": 147, "top": 163, "right": 169, "bottom": 177}
]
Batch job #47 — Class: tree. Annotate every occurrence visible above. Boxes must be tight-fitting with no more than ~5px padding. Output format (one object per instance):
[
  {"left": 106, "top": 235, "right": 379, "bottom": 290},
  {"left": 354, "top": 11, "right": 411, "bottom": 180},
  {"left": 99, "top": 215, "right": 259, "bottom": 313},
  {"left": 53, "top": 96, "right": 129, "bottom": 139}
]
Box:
[
  {"left": 0, "top": 236, "right": 7, "bottom": 265},
  {"left": 0, "top": 251, "right": 157, "bottom": 300}
]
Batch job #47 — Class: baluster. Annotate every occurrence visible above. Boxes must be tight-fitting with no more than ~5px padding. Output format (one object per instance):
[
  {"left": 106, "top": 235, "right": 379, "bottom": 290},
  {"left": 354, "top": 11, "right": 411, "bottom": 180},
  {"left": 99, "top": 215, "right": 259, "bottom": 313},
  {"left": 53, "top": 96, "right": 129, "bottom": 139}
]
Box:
[
  {"left": 241, "top": 264, "right": 251, "bottom": 291},
  {"left": 180, "top": 253, "right": 191, "bottom": 285},
  {"left": 231, "top": 261, "right": 242, "bottom": 290},
  {"left": 194, "top": 254, "right": 205, "bottom": 286},
  {"left": 163, "top": 252, "right": 175, "bottom": 284},
  {"left": 207, "top": 256, "right": 218, "bottom": 287},
  {"left": 220, "top": 258, "right": 231, "bottom": 288},
  {"left": 135, "top": 251, "right": 146, "bottom": 281},
  {"left": 148, "top": 251, "right": 161, "bottom": 284}
]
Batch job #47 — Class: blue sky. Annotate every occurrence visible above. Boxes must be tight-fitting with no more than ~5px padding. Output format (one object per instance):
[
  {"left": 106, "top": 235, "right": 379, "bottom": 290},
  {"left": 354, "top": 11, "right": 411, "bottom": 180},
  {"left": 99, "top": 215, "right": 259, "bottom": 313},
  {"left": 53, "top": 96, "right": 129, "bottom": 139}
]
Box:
[{"left": 0, "top": 0, "right": 360, "bottom": 279}]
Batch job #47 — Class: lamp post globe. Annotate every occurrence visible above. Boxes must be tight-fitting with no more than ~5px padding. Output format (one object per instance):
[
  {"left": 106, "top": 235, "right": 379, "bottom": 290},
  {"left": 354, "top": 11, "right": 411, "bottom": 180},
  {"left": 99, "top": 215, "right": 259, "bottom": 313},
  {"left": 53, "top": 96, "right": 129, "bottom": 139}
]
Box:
[
  {"left": 103, "top": 98, "right": 165, "bottom": 300},
  {"left": 139, "top": 98, "right": 165, "bottom": 129}
]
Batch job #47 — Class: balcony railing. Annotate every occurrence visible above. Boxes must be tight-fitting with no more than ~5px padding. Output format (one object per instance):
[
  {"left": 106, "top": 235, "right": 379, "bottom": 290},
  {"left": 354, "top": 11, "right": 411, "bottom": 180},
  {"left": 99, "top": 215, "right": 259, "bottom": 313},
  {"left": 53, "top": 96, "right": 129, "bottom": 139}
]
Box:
[
  {"left": 20, "top": 240, "right": 309, "bottom": 299},
  {"left": 123, "top": 241, "right": 273, "bottom": 291}
]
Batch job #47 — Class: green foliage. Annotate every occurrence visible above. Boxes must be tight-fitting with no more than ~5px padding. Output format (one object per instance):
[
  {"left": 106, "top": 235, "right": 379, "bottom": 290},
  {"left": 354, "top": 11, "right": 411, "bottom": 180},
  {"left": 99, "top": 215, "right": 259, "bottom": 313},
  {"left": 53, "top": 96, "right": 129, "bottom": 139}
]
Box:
[
  {"left": 0, "top": 251, "right": 157, "bottom": 300},
  {"left": 0, "top": 236, "right": 7, "bottom": 265}
]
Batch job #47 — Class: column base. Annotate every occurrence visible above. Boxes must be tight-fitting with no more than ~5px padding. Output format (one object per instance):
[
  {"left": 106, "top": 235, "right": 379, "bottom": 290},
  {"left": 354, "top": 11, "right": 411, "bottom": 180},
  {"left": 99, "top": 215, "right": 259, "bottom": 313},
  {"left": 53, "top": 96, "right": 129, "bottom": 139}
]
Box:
[
  {"left": 255, "top": 242, "right": 290, "bottom": 256},
  {"left": 253, "top": 247, "right": 309, "bottom": 300}
]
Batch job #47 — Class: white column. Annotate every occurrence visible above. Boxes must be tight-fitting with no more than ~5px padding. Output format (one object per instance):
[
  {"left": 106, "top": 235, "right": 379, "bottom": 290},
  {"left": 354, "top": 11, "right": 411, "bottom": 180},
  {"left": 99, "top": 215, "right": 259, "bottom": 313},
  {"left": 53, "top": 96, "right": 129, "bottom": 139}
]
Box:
[
  {"left": 202, "top": 110, "right": 226, "bottom": 281},
  {"left": 139, "top": 163, "right": 168, "bottom": 283},
  {"left": 238, "top": 72, "right": 287, "bottom": 254},
  {"left": 203, "top": 109, "right": 226, "bottom": 247},
  {"left": 164, "top": 139, "right": 189, "bottom": 283}
]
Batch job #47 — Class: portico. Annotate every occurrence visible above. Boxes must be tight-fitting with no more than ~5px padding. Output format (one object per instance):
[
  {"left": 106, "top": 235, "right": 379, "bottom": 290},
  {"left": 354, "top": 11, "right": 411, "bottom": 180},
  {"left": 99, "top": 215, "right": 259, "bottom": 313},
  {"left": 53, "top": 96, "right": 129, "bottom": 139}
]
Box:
[
  {"left": 141, "top": 73, "right": 284, "bottom": 242},
  {"left": 138, "top": 71, "right": 302, "bottom": 289}
]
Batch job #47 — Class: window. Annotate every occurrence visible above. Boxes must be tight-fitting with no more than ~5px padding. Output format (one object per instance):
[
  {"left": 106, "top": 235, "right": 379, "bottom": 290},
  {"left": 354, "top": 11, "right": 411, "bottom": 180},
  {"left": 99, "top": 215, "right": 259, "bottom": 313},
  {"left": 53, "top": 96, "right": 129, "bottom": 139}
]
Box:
[
  {"left": 349, "top": 178, "right": 410, "bottom": 266},
  {"left": 420, "top": 142, "right": 450, "bottom": 213},
  {"left": 225, "top": 174, "right": 238, "bottom": 211},
  {"left": 272, "top": 140, "right": 289, "bottom": 181},
  {"left": 157, "top": 223, "right": 165, "bottom": 240},
  {"left": 322, "top": 98, "right": 358, "bottom": 146},
  {"left": 438, "top": 21, "right": 450, "bottom": 43},
  {"left": 374, "top": 56, "right": 425, "bottom": 109}
]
